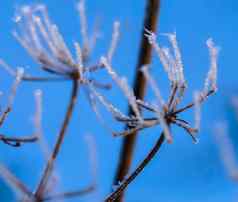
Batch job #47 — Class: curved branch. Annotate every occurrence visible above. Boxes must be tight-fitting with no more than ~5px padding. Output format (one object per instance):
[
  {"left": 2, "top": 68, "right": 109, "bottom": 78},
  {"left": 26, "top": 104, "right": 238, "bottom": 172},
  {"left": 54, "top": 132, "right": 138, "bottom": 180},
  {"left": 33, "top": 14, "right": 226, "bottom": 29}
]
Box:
[
  {"left": 106, "top": 132, "right": 165, "bottom": 202},
  {"left": 0, "top": 134, "right": 38, "bottom": 147}
]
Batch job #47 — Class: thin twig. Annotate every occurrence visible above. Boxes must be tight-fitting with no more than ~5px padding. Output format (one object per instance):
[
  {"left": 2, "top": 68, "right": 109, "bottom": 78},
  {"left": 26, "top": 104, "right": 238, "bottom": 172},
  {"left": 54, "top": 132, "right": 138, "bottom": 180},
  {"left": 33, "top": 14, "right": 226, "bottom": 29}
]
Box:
[
  {"left": 0, "top": 59, "right": 70, "bottom": 82},
  {"left": 167, "top": 84, "right": 178, "bottom": 109},
  {"left": 113, "top": 1, "right": 161, "bottom": 201},
  {"left": 35, "top": 79, "right": 79, "bottom": 199},
  {"left": 0, "top": 134, "right": 38, "bottom": 147},
  {"left": 136, "top": 100, "right": 158, "bottom": 112},
  {"left": 172, "top": 89, "right": 215, "bottom": 115},
  {"left": 22, "top": 76, "right": 70, "bottom": 82},
  {"left": 0, "top": 108, "right": 11, "bottom": 127},
  {"left": 106, "top": 132, "right": 165, "bottom": 202}
]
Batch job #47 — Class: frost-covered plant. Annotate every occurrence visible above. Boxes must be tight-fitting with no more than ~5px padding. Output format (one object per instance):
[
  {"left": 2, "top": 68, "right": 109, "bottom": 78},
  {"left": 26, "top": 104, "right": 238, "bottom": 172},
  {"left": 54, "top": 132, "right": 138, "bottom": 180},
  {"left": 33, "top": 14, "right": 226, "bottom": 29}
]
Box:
[
  {"left": 0, "top": 2, "right": 109, "bottom": 89},
  {"left": 0, "top": 0, "right": 220, "bottom": 202},
  {"left": 100, "top": 31, "right": 219, "bottom": 201},
  {"left": 0, "top": 1, "right": 112, "bottom": 201},
  {"left": 95, "top": 31, "right": 218, "bottom": 144}
]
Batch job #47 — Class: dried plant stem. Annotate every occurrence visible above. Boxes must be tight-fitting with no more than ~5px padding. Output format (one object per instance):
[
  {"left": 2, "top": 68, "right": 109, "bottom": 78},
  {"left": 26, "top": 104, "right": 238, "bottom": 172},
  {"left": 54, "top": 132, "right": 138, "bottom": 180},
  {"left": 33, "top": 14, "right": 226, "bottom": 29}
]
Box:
[
  {"left": 22, "top": 76, "right": 70, "bottom": 82},
  {"left": 35, "top": 79, "right": 79, "bottom": 200},
  {"left": 0, "top": 108, "right": 11, "bottom": 126},
  {"left": 168, "top": 84, "right": 178, "bottom": 109},
  {"left": 42, "top": 185, "right": 95, "bottom": 201},
  {"left": 113, "top": 0, "right": 161, "bottom": 201},
  {"left": 172, "top": 89, "right": 215, "bottom": 115},
  {"left": 0, "top": 134, "right": 38, "bottom": 147},
  {"left": 106, "top": 132, "right": 165, "bottom": 202}
]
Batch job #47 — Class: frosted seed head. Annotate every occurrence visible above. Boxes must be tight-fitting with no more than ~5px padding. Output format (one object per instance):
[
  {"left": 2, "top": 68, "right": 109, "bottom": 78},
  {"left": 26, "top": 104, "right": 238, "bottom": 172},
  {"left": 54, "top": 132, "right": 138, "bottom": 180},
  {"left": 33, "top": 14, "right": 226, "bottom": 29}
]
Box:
[{"left": 14, "top": 4, "right": 78, "bottom": 75}]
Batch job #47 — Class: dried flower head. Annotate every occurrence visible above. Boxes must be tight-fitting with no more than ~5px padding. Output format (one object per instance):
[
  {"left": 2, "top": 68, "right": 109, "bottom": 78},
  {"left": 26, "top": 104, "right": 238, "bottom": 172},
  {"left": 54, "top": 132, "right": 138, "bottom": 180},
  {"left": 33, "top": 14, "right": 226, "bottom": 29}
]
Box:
[
  {"left": 93, "top": 30, "right": 219, "bottom": 144},
  {"left": 0, "top": 3, "right": 114, "bottom": 91},
  {"left": 13, "top": 5, "right": 78, "bottom": 77}
]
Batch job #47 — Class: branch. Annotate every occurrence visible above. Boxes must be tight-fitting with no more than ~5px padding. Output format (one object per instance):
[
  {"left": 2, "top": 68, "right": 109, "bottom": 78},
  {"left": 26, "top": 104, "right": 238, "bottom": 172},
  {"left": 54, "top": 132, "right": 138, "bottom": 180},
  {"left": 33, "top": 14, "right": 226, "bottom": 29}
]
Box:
[
  {"left": 35, "top": 79, "right": 79, "bottom": 199},
  {"left": 0, "top": 134, "right": 38, "bottom": 147},
  {"left": 113, "top": 0, "right": 161, "bottom": 201},
  {"left": 22, "top": 76, "right": 70, "bottom": 82},
  {"left": 172, "top": 89, "right": 215, "bottom": 115},
  {"left": 106, "top": 132, "right": 165, "bottom": 202}
]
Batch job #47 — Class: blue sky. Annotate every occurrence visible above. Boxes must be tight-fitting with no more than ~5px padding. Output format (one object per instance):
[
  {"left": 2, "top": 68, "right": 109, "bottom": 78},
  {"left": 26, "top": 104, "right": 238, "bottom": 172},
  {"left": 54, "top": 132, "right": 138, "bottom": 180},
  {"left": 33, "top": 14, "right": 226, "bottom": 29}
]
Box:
[{"left": 0, "top": 0, "right": 238, "bottom": 202}]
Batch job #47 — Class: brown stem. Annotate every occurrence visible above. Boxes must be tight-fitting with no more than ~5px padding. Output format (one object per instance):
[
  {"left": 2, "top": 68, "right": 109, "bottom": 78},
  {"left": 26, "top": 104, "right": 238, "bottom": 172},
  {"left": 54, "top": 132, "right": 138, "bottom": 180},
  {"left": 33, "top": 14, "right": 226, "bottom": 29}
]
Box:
[
  {"left": 0, "top": 134, "right": 38, "bottom": 147},
  {"left": 35, "top": 79, "right": 79, "bottom": 200},
  {"left": 22, "top": 76, "right": 70, "bottom": 82},
  {"left": 172, "top": 89, "right": 215, "bottom": 115},
  {"left": 113, "top": 0, "right": 161, "bottom": 201},
  {"left": 0, "top": 107, "right": 11, "bottom": 126},
  {"left": 107, "top": 132, "right": 165, "bottom": 202},
  {"left": 167, "top": 84, "right": 178, "bottom": 109}
]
